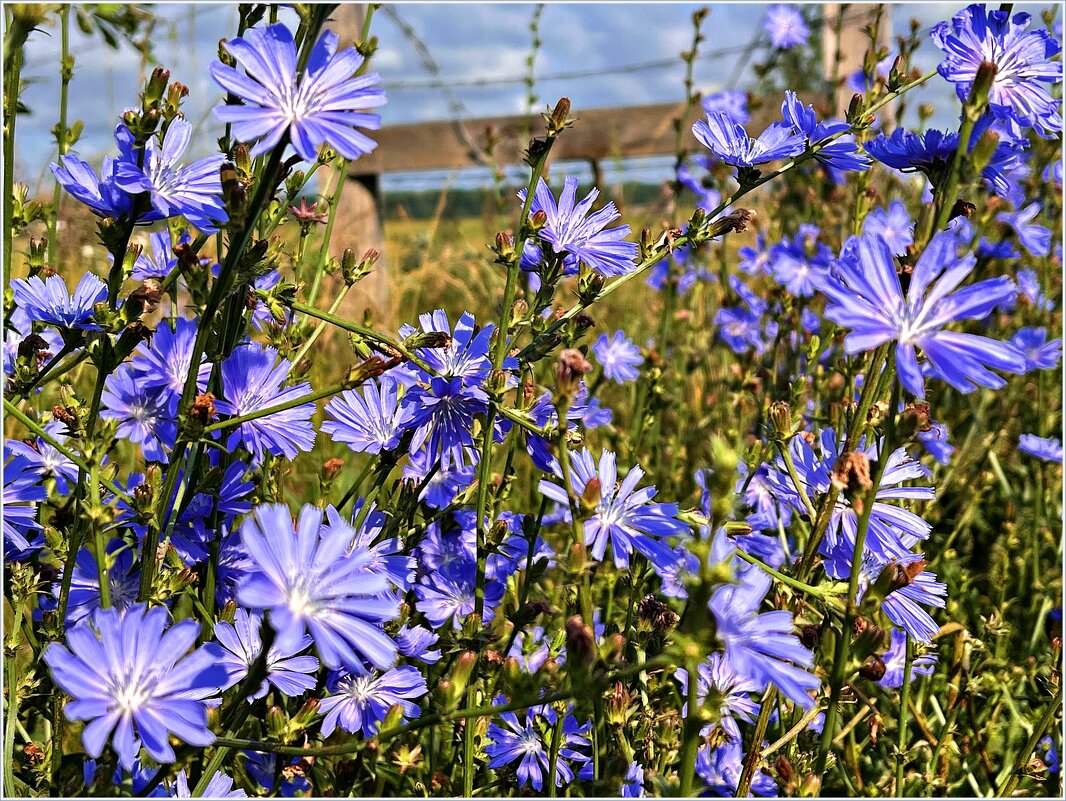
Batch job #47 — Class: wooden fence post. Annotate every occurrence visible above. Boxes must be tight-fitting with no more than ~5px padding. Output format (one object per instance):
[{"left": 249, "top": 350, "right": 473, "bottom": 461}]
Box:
[
  {"left": 822, "top": 3, "right": 894, "bottom": 121},
  {"left": 326, "top": 4, "right": 390, "bottom": 318}
]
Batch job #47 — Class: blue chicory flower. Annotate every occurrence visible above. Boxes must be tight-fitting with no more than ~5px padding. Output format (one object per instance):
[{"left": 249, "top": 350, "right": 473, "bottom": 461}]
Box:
[
  {"left": 11, "top": 272, "right": 107, "bottom": 330},
  {"left": 693, "top": 111, "right": 806, "bottom": 168},
  {"left": 764, "top": 4, "right": 809, "bottom": 49},
  {"left": 214, "top": 608, "right": 319, "bottom": 699},
  {"left": 42, "top": 604, "right": 226, "bottom": 769},
  {"left": 236, "top": 502, "right": 400, "bottom": 672},
  {"left": 211, "top": 23, "right": 387, "bottom": 162},
  {"left": 822, "top": 229, "right": 1025, "bottom": 398},
  {"left": 1018, "top": 434, "right": 1063, "bottom": 462},
  {"left": 932, "top": 3, "right": 1063, "bottom": 137},
  {"left": 318, "top": 665, "right": 427, "bottom": 737},
  {"left": 592, "top": 330, "right": 643, "bottom": 384},
  {"left": 519, "top": 177, "right": 639, "bottom": 277},
  {"left": 538, "top": 448, "right": 687, "bottom": 570}
]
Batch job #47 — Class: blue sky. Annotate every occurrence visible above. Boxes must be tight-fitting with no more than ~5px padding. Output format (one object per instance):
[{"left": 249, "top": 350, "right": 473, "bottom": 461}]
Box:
[{"left": 13, "top": 2, "right": 1057, "bottom": 191}]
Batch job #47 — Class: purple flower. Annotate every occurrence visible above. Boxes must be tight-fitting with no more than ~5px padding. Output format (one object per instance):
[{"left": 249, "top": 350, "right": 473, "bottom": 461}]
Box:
[
  {"left": 57, "top": 542, "right": 141, "bottom": 628},
  {"left": 702, "top": 90, "right": 749, "bottom": 124},
  {"left": 3, "top": 453, "right": 47, "bottom": 555},
  {"left": 764, "top": 5, "right": 809, "bottom": 49},
  {"left": 323, "top": 377, "right": 414, "bottom": 454},
  {"left": 319, "top": 665, "right": 427, "bottom": 737},
  {"left": 708, "top": 533, "right": 819, "bottom": 708},
  {"left": 5, "top": 419, "right": 79, "bottom": 494},
  {"left": 413, "top": 559, "right": 505, "bottom": 629},
  {"left": 11, "top": 272, "right": 106, "bottom": 330},
  {"left": 538, "top": 448, "right": 686, "bottom": 569},
  {"left": 824, "top": 547, "right": 947, "bottom": 642},
  {"left": 622, "top": 761, "right": 646, "bottom": 797},
  {"left": 236, "top": 502, "right": 400, "bottom": 671},
  {"left": 51, "top": 124, "right": 140, "bottom": 220},
  {"left": 865, "top": 126, "right": 1025, "bottom": 201},
  {"left": 996, "top": 202, "right": 1052, "bottom": 257},
  {"left": 1011, "top": 327, "right": 1062, "bottom": 371},
  {"left": 1019, "top": 434, "right": 1063, "bottom": 462},
  {"left": 593, "top": 330, "right": 643, "bottom": 383},
  {"left": 485, "top": 703, "right": 591, "bottom": 791},
  {"left": 211, "top": 23, "right": 386, "bottom": 162},
  {"left": 932, "top": 4, "right": 1062, "bottom": 136},
  {"left": 396, "top": 309, "right": 505, "bottom": 385},
  {"left": 404, "top": 376, "right": 487, "bottom": 471},
  {"left": 697, "top": 738, "right": 778, "bottom": 797},
  {"left": 395, "top": 624, "right": 442, "bottom": 664},
  {"left": 128, "top": 231, "right": 180, "bottom": 280},
  {"left": 822, "top": 229, "right": 1025, "bottom": 398},
  {"left": 918, "top": 422, "right": 954, "bottom": 465},
  {"left": 165, "top": 770, "right": 246, "bottom": 799},
  {"left": 101, "top": 366, "right": 178, "bottom": 463},
  {"left": 862, "top": 200, "right": 914, "bottom": 255},
  {"left": 675, "top": 653, "right": 761, "bottom": 731},
  {"left": 112, "top": 118, "right": 227, "bottom": 232},
  {"left": 216, "top": 342, "right": 316, "bottom": 463},
  {"left": 765, "top": 428, "right": 935, "bottom": 563},
  {"left": 519, "top": 177, "right": 638, "bottom": 277},
  {"left": 131, "top": 316, "right": 210, "bottom": 402},
  {"left": 214, "top": 608, "right": 319, "bottom": 699},
  {"left": 243, "top": 752, "right": 311, "bottom": 796},
  {"left": 780, "top": 91, "right": 869, "bottom": 177},
  {"left": 42, "top": 604, "right": 226, "bottom": 769},
  {"left": 738, "top": 233, "right": 773, "bottom": 275},
  {"left": 1036, "top": 736, "right": 1060, "bottom": 775},
  {"left": 769, "top": 224, "right": 833, "bottom": 296},
  {"left": 1017, "top": 268, "right": 1055, "bottom": 311},
  {"left": 402, "top": 448, "right": 476, "bottom": 509},
  {"left": 879, "top": 629, "right": 938, "bottom": 689},
  {"left": 693, "top": 111, "right": 805, "bottom": 168}
]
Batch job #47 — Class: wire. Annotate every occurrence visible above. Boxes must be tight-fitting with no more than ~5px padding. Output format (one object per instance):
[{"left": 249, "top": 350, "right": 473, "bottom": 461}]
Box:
[
  {"left": 382, "top": 4, "right": 889, "bottom": 93},
  {"left": 379, "top": 5, "right": 491, "bottom": 166}
]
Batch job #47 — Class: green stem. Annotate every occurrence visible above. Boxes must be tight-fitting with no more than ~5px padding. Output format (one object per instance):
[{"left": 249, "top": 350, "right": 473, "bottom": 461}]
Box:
[
  {"left": 995, "top": 681, "right": 1064, "bottom": 798},
  {"left": 2, "top": 400, "right": 132, "bottom": 502},
  {"left": 736, "top": 688, "right": 776, "bottom": 796},
  {"left": 734, "top": 548, "right": 839, "bottom": 598},
  {"left": 3, "top": 13, "right": 30, "bottom": 284},
  {"left": 202, "top": 381, "right": 347, "bottom": 434},
  {"left": 90, "top": 460, "right": 111, "bottom": 609},
  {"left": 462, "top": 684, "right": 478, "bottom": 797},
  {"left": 815, "top": 361, "right": 901, "bottom": 784},
  {"left": 897, "top": 634, "right": 913, "bottom": 794},
  {"left": 4, "top": 603, "right": 26, "bottom": 797},
  {"left": 47, "top": 5, "right": 71, "bottom": 264},
  {"left": 281, "top": 296, "right": 433, "bottom": 373},
  {"left": 546, "top": 709, "right": 565, "bottom": 797},
  {"left": 677, "top": 654, "right": 701, "bottom": 795}
]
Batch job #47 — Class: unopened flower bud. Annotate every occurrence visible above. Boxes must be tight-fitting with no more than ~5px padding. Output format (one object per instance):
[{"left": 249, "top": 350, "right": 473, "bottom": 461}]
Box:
[
  {"left": 556, "top": 348, "right": 592, "bottom": 397},
  {"left": 145, "top": 67, "right": 170, "bottom": 106},
  {"left": 769, "top": 400, "right": 792, "bottom": 440},
  {"left": 548, "top": 97, "right": 571, "bottom": 134},
  {"left": 859, "top": 655, "right": 887, "bottom": 681},
  {"left": 190, "top": 392, "right": 217, "bottom": 425},
  {"left": 565, "top": 615, "right": 595, "bottom": 668},
  {"left": 899, "top": 401, "right": 932, "bottom": 439},
  {"left": 831, "top": 451, "right": 873, "bottom": 496}
]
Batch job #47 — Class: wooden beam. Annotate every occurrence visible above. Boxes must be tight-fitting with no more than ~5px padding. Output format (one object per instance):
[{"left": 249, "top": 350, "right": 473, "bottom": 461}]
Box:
[
  {"left": 349, "top": 97, "right": 811, "bottom": 176},
  {"left": 352, "top": 102, "right": 698, "bottom": 175}
]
